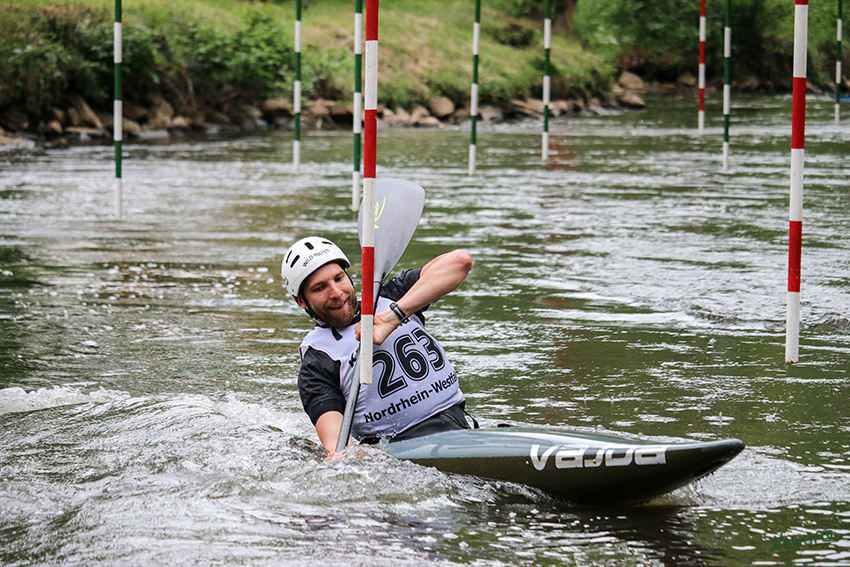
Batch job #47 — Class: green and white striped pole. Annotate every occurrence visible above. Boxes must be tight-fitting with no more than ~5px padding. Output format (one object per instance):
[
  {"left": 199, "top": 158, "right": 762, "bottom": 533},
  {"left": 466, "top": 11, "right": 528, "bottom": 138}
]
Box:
[
  {"left": 352, "top": 0, "right": 363, "bottom": 210},
  {"left": 468, "top": 0, "right": 481, "bottom": 175},
  {"left": 722, "top": 0, "right": 731, "bottom": 171},
  {"left": 836, "top": 0, "right": 843, "bottom": 124},
  {"left": 114, "top": 0, "right": 123, "bottom": 218},
  {"left": 542, "top": 0, "right": 551, "bottom": 160},
  {"left": 293, "top": 0, "right": 302, "bottom": 172},
  {"left": 698, "top": 0, "right": 706, "bottom": 133}
]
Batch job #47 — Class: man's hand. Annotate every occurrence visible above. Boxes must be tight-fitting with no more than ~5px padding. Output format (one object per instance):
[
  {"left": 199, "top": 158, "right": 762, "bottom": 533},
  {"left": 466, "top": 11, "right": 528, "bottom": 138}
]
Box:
[{"left": 355, "top": 307, "right": 402, "bottom": 345}]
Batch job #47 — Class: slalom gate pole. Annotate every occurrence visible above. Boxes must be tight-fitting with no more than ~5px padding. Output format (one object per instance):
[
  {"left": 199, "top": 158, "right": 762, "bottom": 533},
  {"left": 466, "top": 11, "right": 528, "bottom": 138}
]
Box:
[
  {"left": 360, "top": 0, "right": 379, "bottom": 387},
  {"left": 722, "top": 0, "right": 731, "bottom": 170},
  {"left": 542, "top": 0, "right": 551, "bottom": 160},
  {"left": 469, "top": 0, "right": 481, "bottom": 175},
  {"left": 837, "top": 0, "right": 843, "bottom": 124},
  {"left": 293, "top": 0, "right": 302, "bottom": 172},
  {"left": 786, "top": 0, "right": 808, "bottom": 364},
  {"left": 352, "top": 0, "right": 363, "bottom": 210},
  {"left": 699, "top": 0, "right": 706, "bottom": 132},
  {"left": 114, "top": 0, "right": 123, "bottom": 218}
]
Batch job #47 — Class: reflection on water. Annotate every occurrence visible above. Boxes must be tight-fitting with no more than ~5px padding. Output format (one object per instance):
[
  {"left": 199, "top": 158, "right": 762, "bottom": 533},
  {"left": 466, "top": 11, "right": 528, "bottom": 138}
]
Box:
[{"left": 1, "top": 94, "right": 848, "bottom": 566}]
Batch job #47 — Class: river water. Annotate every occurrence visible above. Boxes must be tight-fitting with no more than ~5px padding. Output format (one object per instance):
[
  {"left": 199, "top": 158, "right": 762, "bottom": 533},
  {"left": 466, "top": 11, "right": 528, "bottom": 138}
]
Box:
[{"left": 1, "top": 94, "right": 848, "bottom": 566}]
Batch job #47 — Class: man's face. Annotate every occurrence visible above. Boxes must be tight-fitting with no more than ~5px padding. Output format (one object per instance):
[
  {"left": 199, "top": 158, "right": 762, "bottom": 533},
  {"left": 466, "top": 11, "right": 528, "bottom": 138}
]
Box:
[{"left": 296, "top": 262, "right": 357, "bottom": 328}]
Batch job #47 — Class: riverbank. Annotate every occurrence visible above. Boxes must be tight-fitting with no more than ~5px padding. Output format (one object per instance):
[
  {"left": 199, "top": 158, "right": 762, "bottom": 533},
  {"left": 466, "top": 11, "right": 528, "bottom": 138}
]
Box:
[
  {"left": 2, "top": 0, "right": 845, "bottom": 149},
  {"left": 0, "top": 70, "right": 660, "bottom": 149},
  {"left": 0, "top": 0, "right": 616, "bottom": 147}
]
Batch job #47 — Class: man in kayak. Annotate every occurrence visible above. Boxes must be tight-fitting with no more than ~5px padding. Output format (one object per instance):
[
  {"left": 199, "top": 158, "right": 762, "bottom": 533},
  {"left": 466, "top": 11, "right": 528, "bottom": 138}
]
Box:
[{"left": 282, "top": 236, "right": 473, "bottom": 456}]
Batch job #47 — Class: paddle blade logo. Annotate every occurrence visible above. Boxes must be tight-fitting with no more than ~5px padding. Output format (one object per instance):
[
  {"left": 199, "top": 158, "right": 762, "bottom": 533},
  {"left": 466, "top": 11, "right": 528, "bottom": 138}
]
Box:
[
  {"left": 530, "top": 444, "right": 668, "bottom": 470},
  {"left": 373, "top": 197, "right": 386, "bottom": 229}
]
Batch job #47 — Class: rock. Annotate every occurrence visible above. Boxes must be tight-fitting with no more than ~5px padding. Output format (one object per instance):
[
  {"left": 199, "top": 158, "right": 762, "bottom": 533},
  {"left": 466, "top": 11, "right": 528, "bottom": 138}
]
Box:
[
  {"left": 123, "top": 102, "right": 148, "bottom": 122},
  {"left": 676, "top": 73, "right": 698, "bottom": 87},
  {"left": 39, "top": 120, "right": 64, "bottom": 135},
  {"left": 221, "top": 103, "right": 262, "bottom": 125},
  {"left": 97, "top": 112, "right": 114, "bottom": 129},
  {"left": 429, "top": 96, "right": 455, "bottom": 118},
  {"left": 329, "top": 104, "right": 351, "bottom": 119},
  {"left": 50, "top": 107, "right": 66, "bottom": 125},
  {"left": 68, "top": 94, "right": 104, "bottom": 129},
  {"left": 739, "top": 77, "right": 760, "bottom": 92},
  {"left": 480, "top": 105, "right": 504, "bottom": 122},
  {"left": 307, "top": 100, "right": 335, "bottom": 128},
  {"left": 617, "top": 92, "right": 646, "bottom": 108},
  {"left": 208, "top": 111, "right": 232, "bottom": 124},
  {"left": 148, "top": 96, "right": 175, "bottom": 128},
  {"left": 260, "top": 98, "right": 293, "bottom": 115},
  {"left": 509, "top": 99, "right": 544, "bottom": 116},
  {"left": 67, "top": 107, "right": 81, "bottom": 126},
  {"left": 550, "top": 100, "right": 577, "bottom": 116},
  {"left": 410, "top": 105, "right": 431, "bottom": 124},
  {"left": 170, "top": 116, "right": 191, "bottom": 129},
  {"left": 44, "top": 138, "right": 69, "bottom": 149},
  {"left": 619, "top": 71, "right": 645, "bottom": 90},
  {"left": 0, "top": 133, "right": 24, "bottom": 146},
  {"left": 385, "top": 107, "right": 411, "bottom": 127},
  {"left": 309, "top": 99, "right": 332, "bottom": 117},
  {"left": 123, "top": 118, "right": 142, "bottom": 135},
  {"left": 416, "top": 116, "right": 443, "bottom": 128},
  {"left": 1, "top": 109, "right": 30, "bottom": 132}
]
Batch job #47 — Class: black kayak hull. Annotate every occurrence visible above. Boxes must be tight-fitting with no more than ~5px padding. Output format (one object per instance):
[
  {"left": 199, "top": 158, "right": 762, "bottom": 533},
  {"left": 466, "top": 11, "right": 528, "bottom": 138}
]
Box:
[{"left": 384, "top": 427, "right": 744, "bottom": 505}]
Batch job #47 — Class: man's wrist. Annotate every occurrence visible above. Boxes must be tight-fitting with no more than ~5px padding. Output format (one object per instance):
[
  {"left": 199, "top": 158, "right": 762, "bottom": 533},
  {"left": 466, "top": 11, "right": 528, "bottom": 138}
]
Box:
[{"left": 389, "top": 302, "right": 409, "bottom": 323}]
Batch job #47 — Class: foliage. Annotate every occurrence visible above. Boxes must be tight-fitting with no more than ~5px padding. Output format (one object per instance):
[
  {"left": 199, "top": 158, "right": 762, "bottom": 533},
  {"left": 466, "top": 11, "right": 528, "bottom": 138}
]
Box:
[
  {"left": 176, "top": 12, "right": 295, "bottom": 106},
  {"left": 573, "top": 0, "right": 848, "bottom": 87}
]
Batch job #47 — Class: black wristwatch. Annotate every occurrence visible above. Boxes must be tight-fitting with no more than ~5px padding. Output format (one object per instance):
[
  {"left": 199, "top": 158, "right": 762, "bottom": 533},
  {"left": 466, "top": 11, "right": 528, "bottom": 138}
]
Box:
[{"left": 389, "top": 302, "right": 409, "bottom": 323}]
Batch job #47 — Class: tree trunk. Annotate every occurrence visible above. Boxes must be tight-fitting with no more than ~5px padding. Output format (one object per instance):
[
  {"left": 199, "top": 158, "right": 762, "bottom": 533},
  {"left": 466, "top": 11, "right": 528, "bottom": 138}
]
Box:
[{"left": 554, "top": 0, "right": 578, "bottom": 34}]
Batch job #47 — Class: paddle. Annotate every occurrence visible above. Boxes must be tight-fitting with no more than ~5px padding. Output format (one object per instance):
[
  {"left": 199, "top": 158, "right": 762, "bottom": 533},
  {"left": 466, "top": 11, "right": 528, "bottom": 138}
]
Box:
[{"left": 335, "top": 178, "right": 426, "bottom": 453}]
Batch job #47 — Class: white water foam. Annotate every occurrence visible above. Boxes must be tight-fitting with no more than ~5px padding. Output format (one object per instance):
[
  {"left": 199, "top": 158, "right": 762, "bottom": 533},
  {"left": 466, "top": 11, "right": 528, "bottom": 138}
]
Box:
[{"left": 0, "top": 385, "right": 130, "bottom": 416}]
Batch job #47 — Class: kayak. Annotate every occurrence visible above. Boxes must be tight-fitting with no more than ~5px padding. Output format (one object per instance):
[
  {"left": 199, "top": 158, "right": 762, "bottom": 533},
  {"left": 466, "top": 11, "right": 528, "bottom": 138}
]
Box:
[{"left": 383, "top": 427, "right": 744, "bottom": 505}]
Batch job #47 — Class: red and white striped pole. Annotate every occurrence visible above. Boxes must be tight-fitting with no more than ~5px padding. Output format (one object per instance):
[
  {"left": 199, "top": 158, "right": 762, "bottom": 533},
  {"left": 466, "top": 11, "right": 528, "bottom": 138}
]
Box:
[
  {"left": 698, "top": 0, "right": 706, "bottom": 133},
  {"left": 360, "top": 0, "right": 379, "bottom": 384},
  {"left": 786, "top": 0, "right": 808, "bottom": 364}
]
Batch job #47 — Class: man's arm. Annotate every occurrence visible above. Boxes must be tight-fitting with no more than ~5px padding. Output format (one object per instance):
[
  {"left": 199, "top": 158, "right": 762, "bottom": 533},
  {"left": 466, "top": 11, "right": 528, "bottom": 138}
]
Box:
[
  {"left": 357, "top": 250, "right": 472, "bottom": 345},
  {"left": 315, "top": 411, "right": 345, "bottom": 454},
  {"left": 298, "top": 348, "right": 349, "bottom": 455}
]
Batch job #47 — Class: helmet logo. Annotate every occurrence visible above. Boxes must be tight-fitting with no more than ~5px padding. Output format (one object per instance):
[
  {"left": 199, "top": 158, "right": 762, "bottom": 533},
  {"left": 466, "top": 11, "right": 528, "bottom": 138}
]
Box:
[{"left": 302, "top": 248, "right": 331, "bottom": 267}]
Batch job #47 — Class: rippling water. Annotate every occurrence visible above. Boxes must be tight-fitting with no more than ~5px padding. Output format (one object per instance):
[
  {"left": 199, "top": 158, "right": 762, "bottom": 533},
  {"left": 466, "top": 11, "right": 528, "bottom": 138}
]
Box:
[{"left": 1, "top": 94, "right": 848, "bottom": 566}]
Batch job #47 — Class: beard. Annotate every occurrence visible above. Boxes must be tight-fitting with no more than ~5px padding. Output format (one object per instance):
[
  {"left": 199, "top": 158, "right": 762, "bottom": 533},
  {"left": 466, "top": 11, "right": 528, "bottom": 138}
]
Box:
[{"left": 312, "top": 289, "right": 358, "bottom": 328}]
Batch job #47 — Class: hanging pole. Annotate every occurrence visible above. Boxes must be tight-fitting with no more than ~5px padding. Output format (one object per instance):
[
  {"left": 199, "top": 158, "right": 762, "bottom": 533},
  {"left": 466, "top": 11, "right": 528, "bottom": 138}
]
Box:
[
  {"left": 542, "top": 0, "right": 552, "bottom": 160},
  {"left": 352, "top": 0, "right": 363, "bottom": 210},
  {"left": 786, "top": 0, "right": 809, "bottom": 364},
  {"left": 699, "top": 0, "right": 706, "bottom": 132},
  {"left": 469, "top": 0, "right": 481, "bottom": 175},
  {"left": 360, "top": 0, "right": 379, "bottom": 388},
  {"left": 722, "top": 0, "right": 731, "bottom": 170},
  {"left": 114, "top": 0, "right": 123, "bottom": 218},
  {"left": 293, "top": 0, "right": 302, "bottom": 172},
  {"left": 837, "top": 0, "right": 843, "bottom": 124}
]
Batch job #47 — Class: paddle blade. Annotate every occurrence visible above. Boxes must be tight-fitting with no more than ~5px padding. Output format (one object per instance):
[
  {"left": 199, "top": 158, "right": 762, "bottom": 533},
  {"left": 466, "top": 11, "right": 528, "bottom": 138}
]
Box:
[{"left": 358, "top": 178, "right": 425, "bottom": 285}]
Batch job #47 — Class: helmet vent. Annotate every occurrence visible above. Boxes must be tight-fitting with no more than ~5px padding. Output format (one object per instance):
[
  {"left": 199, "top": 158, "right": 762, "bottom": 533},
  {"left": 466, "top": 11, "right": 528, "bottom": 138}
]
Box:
[
  {"left": 304, "top": 242, "right": 314, "bottom": 250},
  {"left": 289, "top": 254, "right": 300, "bottom": 268}
]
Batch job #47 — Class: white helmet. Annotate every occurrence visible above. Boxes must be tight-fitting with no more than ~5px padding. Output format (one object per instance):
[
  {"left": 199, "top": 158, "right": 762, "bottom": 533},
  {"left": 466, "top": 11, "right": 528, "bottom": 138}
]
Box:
[{"left": 281, "top": 236, "right": 351, "bottom": 297}]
